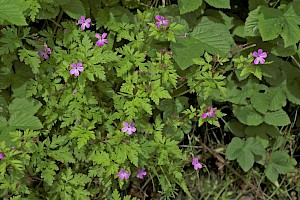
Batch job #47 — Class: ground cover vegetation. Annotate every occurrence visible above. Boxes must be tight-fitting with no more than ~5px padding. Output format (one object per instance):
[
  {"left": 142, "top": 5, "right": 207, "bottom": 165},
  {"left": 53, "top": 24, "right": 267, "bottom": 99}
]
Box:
[{"left": 0, "top": 0, "right": 299, "bottom": 199}]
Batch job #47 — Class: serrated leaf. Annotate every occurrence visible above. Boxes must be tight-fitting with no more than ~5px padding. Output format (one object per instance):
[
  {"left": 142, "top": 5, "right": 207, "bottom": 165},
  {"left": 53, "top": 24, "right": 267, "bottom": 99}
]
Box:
[
  {"left": 18, "top": 49, "right": 41, "bottom": 74},
  {"left": 47, "top": 146, "right": 75, "bottom": 164},
  {"left": 204, "top": 0, "right": 230, "bottom": 8},
  {"left": 178, "top": 0, "right": 202, "bottom": 14},
  {"left": 9, "top": 98, "right": 42, "bottom": 115},
  {"left": 226, "top": 137, "right": 265, "bottom": 172},
  {"left": 9, "top": 112, "right": 43, "bottom": 130},
  {"left": 268, "top": 86, "right": 286, "bottom": 111},
  {"left": 150, "top": 81, "right": 172, "bottom": 105},
  {"left": 233, "top": 105, "right": 264, "bottom": 126},
  {"left": 264, "top": 109, "right": 290, "bottom": 126},
  {"left": 250, "top": 93, "right": 270, "bottom": 114},
  {"left": 244, "top": 7, "right": 260, "bottom": 36},
  {"left": 265, "top": 151, "right": 297, "bottom": 183},
  {"left": 258, "top": 7, "right": 282, "bottom": 41},
  {"left": 61, "top": 0, "right": 85, "bottom": 19},
  {"left": 0, "top": 0, "right": 28, "bottom": 25}
]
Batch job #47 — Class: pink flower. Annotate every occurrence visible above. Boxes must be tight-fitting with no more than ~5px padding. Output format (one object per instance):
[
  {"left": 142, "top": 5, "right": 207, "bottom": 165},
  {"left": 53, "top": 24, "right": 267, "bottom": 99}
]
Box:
[
  {"left": 122, "top": 122, "right": 136, "bottom": 135},
  {"left": 95, "top": 33, "right": 108, "bottom": 46},
  {"left": 118, "top": 168, "right": 131, "bottom": 180},
  {"left": 155, "top": 15, "right": 169, "bottom": 27},
  {"left": 252, "top": 49, "right": 267, "bottom": 64},
  {"left": 192, "top": 158, "right": 202, "bottom": 170},
  {"left": 72, "top": 89, "right": 77, "bottom": 94},
  {"left": 70, "top": 62, "right": 84, "bottom": 76},
  {"left": 136, "top": 168, "right": 147, "bottom": 179},
  {"left": 38, "top": 44, "right": 52, "bottom": 59},
  {"left": 0, "top": 153, "right": 5, "bottom": 159},
  {"left": 78, "top": 16, "right": 91, "bottom": 30},
  {"left": 202, "top": 107, "right": 216, "bottom": 119}
]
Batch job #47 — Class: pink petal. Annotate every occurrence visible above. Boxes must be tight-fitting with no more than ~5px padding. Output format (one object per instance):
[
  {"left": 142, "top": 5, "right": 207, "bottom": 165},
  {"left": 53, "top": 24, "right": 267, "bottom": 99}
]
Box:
[
  {"left": 192, "top": 158, "right": 198, "bottom": 165},
  {"left": 78, "top": 16, "right": 85, "bottom": 24},
  {"left": 44, "top": 54, "right": 49, "bottom": 59},
  {"left": 85, "top": 23, "right": 90, "bottom": 29},
  {"left": 162, "top": 20, "right": 169, "bottom": 26},
  {"left": 70, "top": 63, "right": 77, "bottom": 68},
  {"left": 129, "top": 122, "right": 135, "bottom": 127},
  {"left": 102, "top": 32, "right": 107, "bottom": 39},
  {"left": 259, "top": 58, "right": 265, "bottom": 64},
  {"left": 123, "top": 122, "right": 129, "bottom": 127},
  {"left": 85, "top": 18, "right": 91, "bottom": 23},
  {"left": 156, "top": 22, "right": 162, "bottom": 27},
  {"left": 77, "top": 66, "right": 84, "bottom": 72},
  {"left": 194, "top": 163, "right": 203, "bottom": 170},
  {"left": 95, "top": 33, "right": 100, "bottom": 39},
  {"left": 260, "top": 52, "right": 267, "bottom": 58},
  {"left": 257, "top": 49, "right": 263, "bottom": 54},
  {"left": 96, "top": 40, "right": 105, "bottom": 46},
  {"left": 103, "top": 39, "right": 108, "bottom": 44},
  {"left": 122, "top": 127, "right": 128, "bottom": 133},
  {"left": 252, "top": 52, "right": 258, "bottom": 57},
  {"left": 254, "top": 57, "right": 260, "bottom": 65},
  {"left": 155, "top": 15, "right": 163, "bottom": 21},
  {"left": 74, "top": 70, "right": 79, "bottom": 76},
  {"left": 70, "top": 69, "right": 76, "bottom": 75},
  {"left": 201, "top": 113, "right": 208, "bottom": 119},
  {"left": 77, "top": 62, "right": 82, "bottom": 67},
  {"left": 131, "top": 127, "right": 136, "bottom": 133},
  {"left": 81, "top": 24, "right": 86, "bottom": 30}
]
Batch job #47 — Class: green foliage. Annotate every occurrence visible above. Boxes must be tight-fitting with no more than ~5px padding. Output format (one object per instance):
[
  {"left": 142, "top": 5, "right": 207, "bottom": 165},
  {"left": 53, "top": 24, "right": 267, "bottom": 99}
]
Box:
[
  {"left": 226, "top": 137, "right": 265, "bottom": 172},
  {"left": 0, "top": 0, "right": 298, "bottom": 199}
]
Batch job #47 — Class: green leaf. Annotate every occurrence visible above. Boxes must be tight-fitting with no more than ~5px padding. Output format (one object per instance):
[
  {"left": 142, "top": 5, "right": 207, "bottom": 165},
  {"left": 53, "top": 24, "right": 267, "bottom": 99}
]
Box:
[
  {"left": 0, "top": 0, "right": 28, "bottom": 25},
  {"left": 250, "top": 93, "right": 270, "bottom": 114},
  {"left": 9, "top": 112, "right": 43, "bottom": 130},
  {"left": 191, "top": 17, "right": 234, "bottom": 57},
  {"left": 170, "top": 37, "right": 203, "bottom": 70},
  {"left": 265, "top": 151, "right": 297, "bottom": 183},
  {"left": 204, "top": 0, "right": 230, "bottom": 9},
  {"left": 281, "top": 2, "right": 300, "bottom": 47},
  {"left": 244, "top": 7, "right": 260, "bottom": 36},
  {"left": 9, "top": 98, "right": 42, "bottom": 115},
  {"left": 48, "top": 146, "right": 75, "bottom": 164},
  {"left": 264, "top": 109, "right": 290, "bottom": 126},
  {"left": 233, "top": 105, "right": 264, "bottom": 126},
  {"left": 158, "top": 97, "right": 189, "bottom": 119},
  {"left": 258, "top": 7, "right": 282, "bottom": 41},
  {"left": 226, "top": 137, "right": 265, "bottom": 172},
  {"left": 61, "top": 0, "right": 85, "bottom": 19},
  {"left": 18, "top": 49, "right": 41, "bottom": 74},
  {"left": 149, "top": 80, "right": 172, "bottom": 105},
  {"left": 268, "top": 86, "right": 286, "bottom": 111},
  {"left": 178, "top": 0, "right": 202, "bottom": 14}
]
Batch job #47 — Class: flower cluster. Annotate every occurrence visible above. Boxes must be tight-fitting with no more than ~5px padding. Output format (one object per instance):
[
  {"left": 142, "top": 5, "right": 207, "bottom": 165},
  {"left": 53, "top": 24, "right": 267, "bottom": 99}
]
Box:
[
  {"left": 38, "top": 44, "right": 52, "bottom": 59},
  {"left": 155, "top": 15, "right": 169, "bottom": 27},
  {"left": 118, "top": 168, "right": 147, "bottom": 180},
  {"left": 252, "top": 49, "right": 267, "bottom": 64},
  {"left": 192, "top": 158, "right": 202, "bottom": 170},
  {"left": 78, "top": 16, "right": 91, "bottom": 30},
  {"left": 202, "top": 107, "right": 216, "bottom": 119}
]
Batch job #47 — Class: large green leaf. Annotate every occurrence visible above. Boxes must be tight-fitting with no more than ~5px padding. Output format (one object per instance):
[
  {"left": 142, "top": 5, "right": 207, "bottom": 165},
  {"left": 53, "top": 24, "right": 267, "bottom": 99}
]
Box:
[
  {"left": 233, "top": 105, "right": 264, "bottom": 126},
  {"left": 258, "top": 7, "right": 282, "bottom": 41},
  {"left": 204, "top": 0, "right": 230, "bottom": 9},
  {"left": 171, "top": 17, "right": 233, "bottom": 70},
  {"left": 191, "top": 17, "right": 234, "bottom": 56},
  {"left": 0, "top": 0, "right": 28, "bottom": 25},
  {"left": 264, "top": 109, "right": 291, "bottom": 126},
  {"left": 226, "top": 137, "right": 265, "bottom": 172},
  {"left": 178, "top": 0, "right": 202, "bottom": 14},
  {"left": 9, "top": 98, "right": 42, "bottom": 115},
  {"left": 281, "top": 1, "right": 300, "bottom": 47},
  {"left": 62, "top": 0, "right": 86, "bottom": 19},
  {"left": 265, "top": 151, "right": 297, "bottom": 183},
  {"left": 244, "top": 7, "right": 260, "bottom": 36},
  {"left": 8, "top": 112, "right": 43, "bottom": 130},
  {"left": 250, "top": 93, "right": 270, "bottom": 114}
]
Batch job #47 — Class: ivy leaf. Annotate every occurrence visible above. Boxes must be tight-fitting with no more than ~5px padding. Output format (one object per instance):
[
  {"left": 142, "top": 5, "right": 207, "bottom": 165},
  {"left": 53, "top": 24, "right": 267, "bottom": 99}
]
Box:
[
  {"left": 265, "top": 151, "right": 297, "bottom": 183},
  {"left": 0, "top": 0, "right": 28, "bottom": 25},
  {"left": 226, "top": 137, "right": 265, "bottom": 172},
  {"left": 204, "top": 0, "right": 230, "bottom": 9},
  {"left": 264, "top": 109, "right": 291, "bottom": 126},
  {"left": 178, "top": 0, "right": 203, "bottom": 14},
  {"left": 258, "top": 7, "right": 282, "bottom": 41}
]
